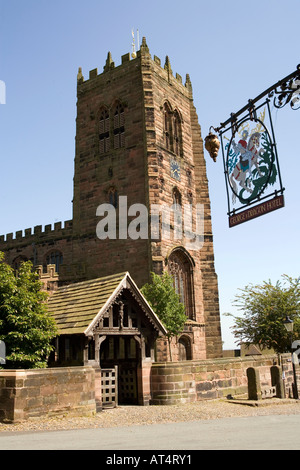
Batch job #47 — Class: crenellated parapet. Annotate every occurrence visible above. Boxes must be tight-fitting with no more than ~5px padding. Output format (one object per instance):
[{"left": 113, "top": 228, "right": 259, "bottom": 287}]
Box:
[
  {"left": 0, "top": 220, "right": 73, "bottom": 249},
  {"left": 76, "top": 36, "right": 193, "bottom": 98},
  {"left": 37, "top": 264, "right": 59, "bottom": 293}
]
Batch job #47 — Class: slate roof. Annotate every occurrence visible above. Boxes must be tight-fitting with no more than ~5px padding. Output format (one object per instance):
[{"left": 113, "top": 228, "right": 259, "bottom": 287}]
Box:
[{"left": 47, "top": 272, "right": 167, "bottom": 337}]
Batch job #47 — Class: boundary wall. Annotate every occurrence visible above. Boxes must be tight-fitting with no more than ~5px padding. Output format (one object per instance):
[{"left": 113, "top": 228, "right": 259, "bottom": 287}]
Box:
[
  {"left": 0, "top": 355, "right": 297, "bottom": 422},
  {"left": 150, "top": 354, "right": 297, "bottom": 404},
  {"left": 0, "top": 366, "right": 100, "bottom": 423}
]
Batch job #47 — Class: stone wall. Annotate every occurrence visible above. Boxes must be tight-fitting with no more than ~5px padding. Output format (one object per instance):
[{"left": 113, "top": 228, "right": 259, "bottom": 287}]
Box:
[
  {"left": 0, "top": 355, "right": 298, "bottom": 422},
  {"left": 150, "top": 354, "right": 297, "bottom": 405},
  {"left": 0, "top": 366, "right": 98, "bottom": 423}
]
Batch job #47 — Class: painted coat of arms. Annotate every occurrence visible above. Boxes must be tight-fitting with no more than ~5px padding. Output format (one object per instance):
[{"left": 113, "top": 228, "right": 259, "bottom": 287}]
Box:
[{"left": 226, "top": 109, "right": 278, "bottom": 206}]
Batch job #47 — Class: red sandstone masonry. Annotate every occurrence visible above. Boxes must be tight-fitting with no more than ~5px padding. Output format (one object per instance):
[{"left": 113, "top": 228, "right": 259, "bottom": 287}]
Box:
[
  {"left": 0, "top": 366, "right": 98, "bottom": 423},
  {"left": 0, "top": 39, "right": 223, "bottom": 362},
  {"left": 150, "top": 354, "right": 297, "bottom": 405}
]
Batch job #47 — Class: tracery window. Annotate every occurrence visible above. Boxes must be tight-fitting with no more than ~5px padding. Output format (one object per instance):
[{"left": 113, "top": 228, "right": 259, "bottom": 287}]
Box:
[
  {"left": 113, "top": 104, "right": 125, "bottom": 149},
  {"left": 168, "top": 248, "right": 195, "bottom": 320},
  {"left": 99, "top": 108, "right": 110, "bottom": 154},
  {"left": 163, "top": 104, "right": 183, "bottom": 155}
]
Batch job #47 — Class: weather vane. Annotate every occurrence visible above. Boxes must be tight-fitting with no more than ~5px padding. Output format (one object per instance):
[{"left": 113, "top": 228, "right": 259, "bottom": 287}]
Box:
[{"left": 131, "top": 29, "right": 140, "bottom": 59}]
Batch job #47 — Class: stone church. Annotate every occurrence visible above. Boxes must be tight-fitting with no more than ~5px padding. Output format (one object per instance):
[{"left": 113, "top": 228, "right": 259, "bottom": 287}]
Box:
[{"left": 0, "top": 38, "right": 222, "bottom": 367}]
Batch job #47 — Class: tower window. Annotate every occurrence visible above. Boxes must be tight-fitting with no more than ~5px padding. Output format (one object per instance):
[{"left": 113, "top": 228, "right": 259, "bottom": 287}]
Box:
[
  {"left": 99, "top": 108, "right": 110, "bottom": 154},
  {"left": 172, "top": 187, "right": 182, "bottom": 207},
  {"left": 113, "top": 104, "right": 125, "bottom": 149},
  {"left": 163, "top": 103, "right": 183, "bottom": 156},
  {"left": 108, "top": 187, "right": 118, "bottom": 208}
]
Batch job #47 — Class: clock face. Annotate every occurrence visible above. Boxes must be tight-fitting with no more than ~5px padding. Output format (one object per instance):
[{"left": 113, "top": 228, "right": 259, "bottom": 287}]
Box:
[{"left": 170, "top": 160, "right": 181, "bottom": 180}]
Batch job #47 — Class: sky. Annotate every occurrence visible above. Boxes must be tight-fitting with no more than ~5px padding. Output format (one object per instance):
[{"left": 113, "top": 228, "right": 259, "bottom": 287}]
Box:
[{"left": 0, "top": 0, "right": 299, "bottom": 350}]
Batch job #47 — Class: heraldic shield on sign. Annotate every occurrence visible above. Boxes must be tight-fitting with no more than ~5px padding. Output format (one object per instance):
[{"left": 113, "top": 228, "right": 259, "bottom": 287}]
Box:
[{"left": 220, "top": 101, "right": 285, "bottom": 227}]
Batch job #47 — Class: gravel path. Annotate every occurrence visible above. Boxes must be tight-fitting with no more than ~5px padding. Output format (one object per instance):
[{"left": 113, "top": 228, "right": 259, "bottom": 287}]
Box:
[{"left": 1, "top": 399, "right": 300, "bottom": 433}]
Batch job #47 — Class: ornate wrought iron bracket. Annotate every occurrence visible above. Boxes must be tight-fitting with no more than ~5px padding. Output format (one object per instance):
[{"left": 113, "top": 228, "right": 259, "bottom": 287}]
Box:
[
  {"left": 204, "top": 64, "right": 300, "bottom": 226},
  {"left": 205, "top": 63, "right": 300, "bottom": 161}
]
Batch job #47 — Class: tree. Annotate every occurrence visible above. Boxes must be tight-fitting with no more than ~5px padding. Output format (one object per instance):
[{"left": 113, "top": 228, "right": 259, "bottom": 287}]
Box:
[
  {"left": 141, "top": 271, "right": 186, "bottom": 360},
  {"left": 226, "top": 275, "right": 300, "bottom": 354},
  {"left": 0, "top": 252, "right": 57, "bottom": 369}
]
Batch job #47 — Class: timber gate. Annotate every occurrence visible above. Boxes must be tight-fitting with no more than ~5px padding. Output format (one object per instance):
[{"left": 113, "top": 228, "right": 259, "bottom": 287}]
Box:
[{"left": 101, "top": 366, "right": 118, "bottom": 408}]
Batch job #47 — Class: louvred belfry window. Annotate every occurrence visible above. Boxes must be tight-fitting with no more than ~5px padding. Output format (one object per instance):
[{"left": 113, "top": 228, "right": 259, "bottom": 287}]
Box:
[
  {"left": 113, "top": 104, "right": 125, "bottom": 149},
  {"left": 99, "top": 108, "right": 110, "bottom": 154}
]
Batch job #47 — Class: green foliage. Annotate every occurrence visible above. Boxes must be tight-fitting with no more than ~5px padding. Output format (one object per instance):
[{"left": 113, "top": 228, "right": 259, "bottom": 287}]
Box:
[
  {"left": 0, "top": 252, "right": 57, "bottom": 368},
  {"left": 225, "top": 275, "right": 300, "bottom": 354},
  {"left": 141, "top": 271, "right": 186, "bottom": 360}
]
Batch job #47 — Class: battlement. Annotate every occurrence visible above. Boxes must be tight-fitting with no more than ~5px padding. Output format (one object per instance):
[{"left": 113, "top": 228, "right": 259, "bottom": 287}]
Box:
[
  {"left": 0, "top": 219, "right": 73, "bottom": 246},
  {"left": 37, "top": 264, "right": 59, "bottom": 293},
  {"left": 77, "top": 36, "right": 192, "bottom": 95}
]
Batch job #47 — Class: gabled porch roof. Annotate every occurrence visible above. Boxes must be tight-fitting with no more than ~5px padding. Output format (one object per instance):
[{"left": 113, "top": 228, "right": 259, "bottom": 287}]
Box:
[{"left": 48, "top": 272, "right": 168, "bottom": 337}]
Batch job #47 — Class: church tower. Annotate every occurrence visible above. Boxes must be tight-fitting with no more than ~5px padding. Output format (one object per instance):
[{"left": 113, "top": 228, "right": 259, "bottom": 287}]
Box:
[
  {"left": 72, "top": 38, "right": 222, "bottom": 360},
  {"left": 0, "top": 38, "right": 222, "bottom": 361}
]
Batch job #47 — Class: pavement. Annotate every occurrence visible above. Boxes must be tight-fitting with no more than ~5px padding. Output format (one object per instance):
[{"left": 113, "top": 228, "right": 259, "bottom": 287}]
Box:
[{"left": 0, "top": 413, "right": 300, "bottom": 450}]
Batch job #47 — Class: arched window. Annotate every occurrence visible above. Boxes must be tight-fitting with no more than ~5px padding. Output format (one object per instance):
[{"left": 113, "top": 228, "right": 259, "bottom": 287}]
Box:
[
  {"left": 168, "top": 248, "right": 195, "bottom": 320},
  {"left": 99, "top": 107, "right": 110, "bottom": 154},
  {"left": 172, "top": 187, "right": 182, "bottom": 207},
  {"left": 163, "top": 104, "right": 183, "bottom": 156},
  {"left": 113, "top": 104, "right": 125, "bottom": 149},
  {"left": 45, "top": 251, "right": 63, "bottom": 273},
  {"left": 172, "top": 187, "right": 182, "bottom": 235},
  {"left": 108, "top": 187, "right": 118, "bottom": 208}
]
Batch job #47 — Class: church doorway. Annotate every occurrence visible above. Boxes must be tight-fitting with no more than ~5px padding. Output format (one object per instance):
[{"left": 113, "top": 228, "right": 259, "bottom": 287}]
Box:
[
  {"left": 178, "top": 335, "right": 192, "bottom": 361},
  {"left": 100, "top": 335, "right": 140, "bottom": 405}
]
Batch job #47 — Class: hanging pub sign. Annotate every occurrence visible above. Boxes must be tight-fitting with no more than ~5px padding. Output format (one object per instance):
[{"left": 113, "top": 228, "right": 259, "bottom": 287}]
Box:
[
  {"left": 205, "top": 64, "right": 300, "bottom": 227},
  {"left": 222, "top": 101, "right": 284, "bottom": 227}
]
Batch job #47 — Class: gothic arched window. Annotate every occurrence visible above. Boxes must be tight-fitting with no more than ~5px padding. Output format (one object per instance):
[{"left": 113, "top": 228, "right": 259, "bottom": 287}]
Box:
[
  {"left": 99, "top": 107, "right": 110, "bottom": 154},
  {"left": 168, "top": 248, "right": 195, "bottom": 320},
  {"left": 113, "top": 104, "right": 125, "bottom": 149},
  {"left": 172, "top": 187, "right": 182, "bottom": 207}
]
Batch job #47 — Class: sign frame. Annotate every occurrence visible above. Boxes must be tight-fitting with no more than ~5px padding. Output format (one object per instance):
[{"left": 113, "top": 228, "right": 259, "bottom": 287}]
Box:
[{"left": 219, "top": 99, "right": 285, "bottom": 227}]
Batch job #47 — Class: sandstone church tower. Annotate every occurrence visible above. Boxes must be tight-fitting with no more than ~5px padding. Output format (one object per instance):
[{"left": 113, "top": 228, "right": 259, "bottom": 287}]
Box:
[{"left": 0, "top": 38, "right": 222, "bottom": 360}]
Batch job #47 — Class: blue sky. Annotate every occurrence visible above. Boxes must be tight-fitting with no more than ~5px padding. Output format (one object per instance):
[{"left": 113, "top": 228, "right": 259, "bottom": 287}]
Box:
[{"left": 0, "top": 0, "right": 299, "bottom": 349}]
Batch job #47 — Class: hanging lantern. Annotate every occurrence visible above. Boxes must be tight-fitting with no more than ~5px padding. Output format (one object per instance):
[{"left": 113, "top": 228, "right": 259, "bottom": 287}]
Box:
[{"left": 204, "top": 127, "right": 220, "bottom": 162}]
